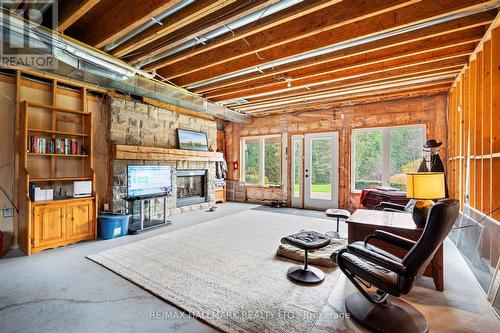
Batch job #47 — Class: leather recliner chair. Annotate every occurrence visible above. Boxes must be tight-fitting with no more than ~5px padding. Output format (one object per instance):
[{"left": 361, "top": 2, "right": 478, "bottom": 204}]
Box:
[{"left": 333, "top": 199, "right": 459, "bottom": 333}]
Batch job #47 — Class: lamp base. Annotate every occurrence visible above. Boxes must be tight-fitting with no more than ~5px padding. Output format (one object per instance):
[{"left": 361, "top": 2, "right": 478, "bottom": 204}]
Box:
[{"left": 412, "top": 200, "right": 434, "bottom": 228}]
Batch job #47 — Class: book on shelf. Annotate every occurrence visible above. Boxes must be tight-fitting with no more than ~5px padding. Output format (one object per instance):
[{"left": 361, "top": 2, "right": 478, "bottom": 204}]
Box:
[{"left": 28, "top": 135, "right": 82, "bottom": 155}]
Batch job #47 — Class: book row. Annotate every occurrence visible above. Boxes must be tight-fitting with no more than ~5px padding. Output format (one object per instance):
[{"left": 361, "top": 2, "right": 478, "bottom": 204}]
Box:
[{"left": 28, "top": 136, "right": 84, "bottom": 155}]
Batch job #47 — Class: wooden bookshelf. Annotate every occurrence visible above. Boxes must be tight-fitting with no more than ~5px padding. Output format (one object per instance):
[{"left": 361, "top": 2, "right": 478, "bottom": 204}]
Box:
[
  {"left": 18, "top": 96, "right": 97, "bottom": 255},
  {"left": 28, "top": 128, "right": 89, "bottom": 137},
  {"left": 30, "top": 177, "right": 93, "bottom": 182},
  {"left": 28, "top": 153, "right": 89, "bottom": 158}
]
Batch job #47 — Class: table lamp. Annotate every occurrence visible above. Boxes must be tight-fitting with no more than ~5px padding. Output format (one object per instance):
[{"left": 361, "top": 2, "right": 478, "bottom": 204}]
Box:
[{"left": 406, "top": 172, "right": 446, "bottom": 228}]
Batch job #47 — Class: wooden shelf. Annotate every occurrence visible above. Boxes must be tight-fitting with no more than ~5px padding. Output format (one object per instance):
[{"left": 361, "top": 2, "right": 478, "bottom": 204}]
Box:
[
  {"left": 19, "top": 93, "right": 96, "bottom": 256},
  {"left": 27, "top": 101, "right": 88, "bottom": 115},
  {"left": 32, "top": 196, "right": 95, "bottom": 205},
  {"left": 30, "top": 177, "right": 92, "bottom": 182},
  {"left": 112, "top": 144, "right": 224, "bottom": 162},
  {"left": 28, "top": 153, "right": 88, "bottom": 158},
  {"left": 28, "top": 128, "right": 88, "bottom": 137}
]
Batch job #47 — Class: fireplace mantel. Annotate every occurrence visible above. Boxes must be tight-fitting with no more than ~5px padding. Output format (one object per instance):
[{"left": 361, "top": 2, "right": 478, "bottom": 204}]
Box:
[{"left": 112, "top": 144, "right": 224, "bottom": 162}]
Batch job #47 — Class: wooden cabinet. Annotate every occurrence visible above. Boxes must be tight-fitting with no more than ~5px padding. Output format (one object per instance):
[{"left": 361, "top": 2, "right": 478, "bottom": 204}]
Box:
[
  {"left": 66, "top": 200, "right": 94, "bottom": 241},
  {"left": 31, "top": 198, "right": 96, "bottom": 254},
  {"left": 215, "top": 186, "right": 226, "bottom": 203},
  {"left": 33, "top": 203, "right": 66, "bottom": 248}
]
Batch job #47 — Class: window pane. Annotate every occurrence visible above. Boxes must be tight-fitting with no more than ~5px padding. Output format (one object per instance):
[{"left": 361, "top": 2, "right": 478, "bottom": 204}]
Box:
[
  {"left": 264, "top": 137, "right": 281, "bottom": 185},
  {"left": 244, "top": 139, "right": 260, "bottom": 184},
  {"left": 293, "top": 140, "right": 301, "bottom": 198},
  {"left": 353, "top": 129, "right": 383, "bottom": 190},
  {"left": 390, "top": 127, "right": 424, "bottom": 190},
  {"left": 310, "top": 137, "right": 332, "bottom": 199}
]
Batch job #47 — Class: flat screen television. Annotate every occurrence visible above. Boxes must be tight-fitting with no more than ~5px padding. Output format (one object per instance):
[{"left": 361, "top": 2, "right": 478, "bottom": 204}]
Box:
[
  {"left": 177, "top": 129, "right": 209, "bottom": 151},
  {"left": 127, "top": 165, "right": 172, "bottom": 198}
]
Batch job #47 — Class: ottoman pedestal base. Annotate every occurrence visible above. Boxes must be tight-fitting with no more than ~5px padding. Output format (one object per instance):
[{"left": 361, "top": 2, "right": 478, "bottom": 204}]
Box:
[{"left": 287, "top": 265, "right": 325, "bottom": 284}]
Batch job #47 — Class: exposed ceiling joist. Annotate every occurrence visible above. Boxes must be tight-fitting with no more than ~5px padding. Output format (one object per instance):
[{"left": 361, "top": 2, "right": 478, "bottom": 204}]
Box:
[
  {"left": 215, "top": 47, "right": 472, "bottom": 103},
  {"left": 125, "top": 0, "right": 281, "bottom": 65},
  {"left": 207, "top": 34, "right": 483, "bottom": 101},
  {"left": 228, "top": 66, "right": 463, "bottom": 108},
  {"left": 111, "top": 0, "right": 239, "bottom": 58},
  {"left": 243, "top": 80, "right": 454, "bottom": 114},
  {"left": 139, "top": 0, "right": 343, "bottom": 69},
  {"left": 76, "top": 0, "right": 183, "bottom": 48},
  {"left": 249, "top": 88, "right": 451, "bottom": 117},
  {"left": 160, "top": 0, "right": 497, "bottom": 86},
  {"left": 192, "top": 10, "right": 495, "bottom": 93},
  {"left": 58, "top": 0, "right": 101, "bottom": 32},
  {"left": 45, "top": 0, "right": 500, "bottom": 116},
  {"left": 155, "top": 0, "right": 419, "bottom": 78}
]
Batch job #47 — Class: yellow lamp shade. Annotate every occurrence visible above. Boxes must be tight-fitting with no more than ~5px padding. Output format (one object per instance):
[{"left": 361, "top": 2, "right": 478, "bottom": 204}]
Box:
[{"left": 406, "top": 172, "right": 445, "bottom": 200}]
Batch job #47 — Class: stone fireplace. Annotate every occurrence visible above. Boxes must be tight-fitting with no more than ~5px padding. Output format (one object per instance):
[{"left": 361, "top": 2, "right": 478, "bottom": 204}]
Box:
[
  {"left": 176, "top": 169, "right": 207, "bottom": 207},
  {"left": 108, "top": 96, "right": 219, "bottom": 216}
]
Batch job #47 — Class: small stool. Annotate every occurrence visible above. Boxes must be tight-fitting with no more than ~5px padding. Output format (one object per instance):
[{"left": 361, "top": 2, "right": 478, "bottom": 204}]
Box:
[
  {"left": 325, "top": 209, "right": 351, "bottom": 239},
  {"left": 281, "top": 231, "right": 331, "bottom": 284}
]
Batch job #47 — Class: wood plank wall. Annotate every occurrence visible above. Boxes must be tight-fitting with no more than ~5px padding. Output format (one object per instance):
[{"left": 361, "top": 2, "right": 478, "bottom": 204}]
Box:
[
  {"left": 448, "top": 25, "right": 500, "bottom": 221},
  {"left": 225, "top": 94, "right": 448, "bottom": 209}
]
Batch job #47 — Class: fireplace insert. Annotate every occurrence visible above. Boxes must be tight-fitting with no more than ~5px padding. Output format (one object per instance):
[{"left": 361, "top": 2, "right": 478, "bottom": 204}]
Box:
[{"left": 176, "top": 170, "right": 207, "bottom": 207}]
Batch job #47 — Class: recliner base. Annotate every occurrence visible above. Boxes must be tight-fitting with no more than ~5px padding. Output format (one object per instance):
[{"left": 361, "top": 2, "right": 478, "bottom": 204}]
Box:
[{"left": 345, "top": 292, "right": 428, "bottom": 333}]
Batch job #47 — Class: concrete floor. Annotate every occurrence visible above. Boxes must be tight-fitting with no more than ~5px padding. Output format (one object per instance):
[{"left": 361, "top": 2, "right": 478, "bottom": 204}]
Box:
[{"left": 0, "top": 203, "right": 498, "bottom": 333}]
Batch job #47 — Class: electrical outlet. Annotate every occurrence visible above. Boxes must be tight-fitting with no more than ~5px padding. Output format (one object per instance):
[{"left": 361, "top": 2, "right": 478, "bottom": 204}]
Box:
[{"left": 3, "top": 208, "right": 13, "bottom": 218}]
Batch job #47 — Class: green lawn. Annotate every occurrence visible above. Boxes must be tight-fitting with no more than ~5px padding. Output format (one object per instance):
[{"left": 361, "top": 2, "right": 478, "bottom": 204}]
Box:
[{"left": 294, "top": 183, "right": 331, "bottom": 193}]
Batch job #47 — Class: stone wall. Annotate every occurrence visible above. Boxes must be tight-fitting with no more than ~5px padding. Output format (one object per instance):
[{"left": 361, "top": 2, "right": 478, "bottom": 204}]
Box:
[
  {"left": 109, "top": 96, "right": 218, "bottom": 216},
  {"left": 109, "top": 97, "right": 217, "bottom": 149}
]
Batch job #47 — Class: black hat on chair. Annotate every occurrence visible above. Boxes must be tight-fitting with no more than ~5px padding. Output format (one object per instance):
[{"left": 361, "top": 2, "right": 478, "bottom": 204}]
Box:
[{"left": 424, "top": 139, "right": 442, "bottom": 148}]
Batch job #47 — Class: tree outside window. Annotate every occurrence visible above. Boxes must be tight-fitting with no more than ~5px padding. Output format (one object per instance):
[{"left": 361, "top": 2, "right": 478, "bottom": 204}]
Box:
[
  {"left": 242, "top": 135, "right": 281, "bottom": 186},
  {"left": 352, "top": 125, "right": 425, "bottom": 191}
]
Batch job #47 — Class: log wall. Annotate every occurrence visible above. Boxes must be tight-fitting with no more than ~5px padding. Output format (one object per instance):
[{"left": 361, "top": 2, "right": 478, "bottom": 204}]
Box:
[{"left": 225, "top": 94, "right": 448, "bottom": 209}]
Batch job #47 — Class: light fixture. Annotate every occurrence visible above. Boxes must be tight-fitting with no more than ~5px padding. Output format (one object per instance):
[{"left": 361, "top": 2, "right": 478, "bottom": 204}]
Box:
[{"left": 406, "top": 172, "right": 446, "bottom": 228}]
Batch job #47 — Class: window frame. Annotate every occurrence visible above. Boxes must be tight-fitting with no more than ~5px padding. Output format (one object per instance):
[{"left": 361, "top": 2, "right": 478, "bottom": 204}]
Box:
[
  {"left": 351, "top": 124, "right": 426, "bottom": 193},
  {"left": 240, "top": 134, "right": 282, "bottom": 187}
]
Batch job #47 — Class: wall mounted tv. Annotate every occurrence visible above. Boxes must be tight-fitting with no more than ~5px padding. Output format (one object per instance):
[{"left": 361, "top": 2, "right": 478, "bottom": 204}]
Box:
[
  {"left": 177, "top": 129, "right": 209, "bottom": 151},
  {"left": 127, "top": 165, "right": 172, "bottom": 198}
]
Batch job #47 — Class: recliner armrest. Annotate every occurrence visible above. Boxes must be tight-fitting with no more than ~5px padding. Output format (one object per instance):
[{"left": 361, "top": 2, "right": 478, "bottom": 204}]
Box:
[
  {"left": 374, "top": 201, "right": 406, "bottom": 211},
  {"left": 365, "top": 230, "right": 416, "bottom": 251},
  {"left": 347, "top": 242, "right": 406, "bottom": 274}
]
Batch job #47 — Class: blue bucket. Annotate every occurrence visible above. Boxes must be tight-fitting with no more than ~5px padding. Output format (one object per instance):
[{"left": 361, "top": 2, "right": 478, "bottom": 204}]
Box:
[{"left": 98, "top": 213, "right": 131, "bottom": 240}]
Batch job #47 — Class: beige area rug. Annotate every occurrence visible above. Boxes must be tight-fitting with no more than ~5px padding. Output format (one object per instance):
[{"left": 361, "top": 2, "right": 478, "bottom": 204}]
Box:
[
  {"left": 277, "top": 238, "right": 347, "bottom": 268},
  {"left": 87, "top": 210, "right": 341, "bottom": 333}
]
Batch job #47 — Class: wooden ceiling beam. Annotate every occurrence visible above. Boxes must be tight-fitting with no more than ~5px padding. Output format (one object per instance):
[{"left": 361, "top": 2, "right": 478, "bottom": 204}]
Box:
[
  {"left": 242, "top": 81, "right": 454, "bottom": 114},
  {"left": 154, "top": 0, "right": 418, "bottom": 76},
  {"left": 212, "top": 46, "right": 473, "bottom": 103},
  {"left": 160, "top": 0, "right": 497, "bottom": 84},
  {"left": 126, "top": 0, "right": 280, "bottom": 65},
  {"left": 111, "top": 0, "right": 237, "bottom": 58},
  {"left": 228, "top": 67, "right": 463, "bottom": 108},
  {"left": 57, "top": 0, "right": 101, "bottom": 32},
  {"left": 193, "top": 10, "right": 495, "bottom": 93},
  {"left": 249, "top": 88, "right": 450, "bottom": 117},
  {"left": 205, "top": 34, "right": 481, "bottom": 100},
  {"left": 77, "top": 0, "right": 185, "bottom": 48},
  {"left": 138, "top": 0, "right": 343, "bottom": 69}
]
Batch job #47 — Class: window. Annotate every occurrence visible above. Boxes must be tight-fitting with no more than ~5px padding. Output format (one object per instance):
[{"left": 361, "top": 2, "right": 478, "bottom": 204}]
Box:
[
  {"left": 352, "top": 125, "right": 425, "bottom": 191},
  {"left": 241, "top": 135, "right": 281, "bottom": 186}
]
